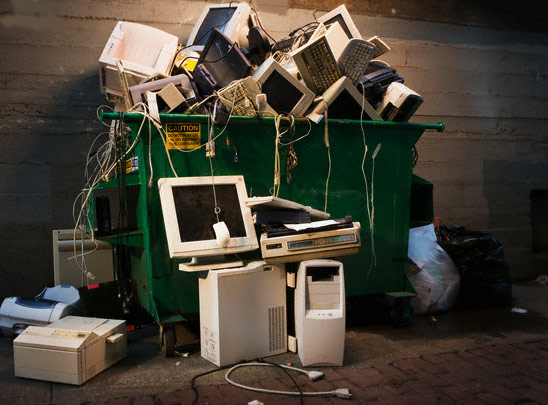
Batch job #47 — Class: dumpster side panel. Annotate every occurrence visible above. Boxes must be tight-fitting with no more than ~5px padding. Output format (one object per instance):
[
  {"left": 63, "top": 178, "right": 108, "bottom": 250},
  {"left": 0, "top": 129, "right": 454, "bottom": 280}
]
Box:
[{"left": 97, "top": 116, "right": 428, "bottom": 321}]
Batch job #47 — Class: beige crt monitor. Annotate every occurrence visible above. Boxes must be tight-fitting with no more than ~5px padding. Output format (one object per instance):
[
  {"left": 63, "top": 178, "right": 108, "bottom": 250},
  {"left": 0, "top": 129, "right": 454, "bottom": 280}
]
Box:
[
  {"left": 317, "top": 4, "right": 362, "bottom": 40},
  {"left": 158, "top": 176, "right": 259, "bottom": 263},
  {"left": 186, "top": 3, "right": 252, "bottom": 52}
]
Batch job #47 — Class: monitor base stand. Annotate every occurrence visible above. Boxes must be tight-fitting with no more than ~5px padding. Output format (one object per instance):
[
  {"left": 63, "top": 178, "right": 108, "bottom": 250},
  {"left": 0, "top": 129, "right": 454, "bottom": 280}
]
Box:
[{"left": 178, "top": 255, "right": 244, "bottom": 272}]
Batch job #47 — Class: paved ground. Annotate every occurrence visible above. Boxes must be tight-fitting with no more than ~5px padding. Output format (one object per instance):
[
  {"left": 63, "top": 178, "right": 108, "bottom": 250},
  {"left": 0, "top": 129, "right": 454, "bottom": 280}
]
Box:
[{"left": 1, "top": 282, "right": 548, "bottom": 404}]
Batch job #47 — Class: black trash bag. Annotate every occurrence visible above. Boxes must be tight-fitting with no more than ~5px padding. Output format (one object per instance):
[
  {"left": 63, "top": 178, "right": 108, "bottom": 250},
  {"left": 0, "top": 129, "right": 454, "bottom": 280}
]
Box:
[{"left": 435, "top": 225, "right": 512, "bottom": 308}]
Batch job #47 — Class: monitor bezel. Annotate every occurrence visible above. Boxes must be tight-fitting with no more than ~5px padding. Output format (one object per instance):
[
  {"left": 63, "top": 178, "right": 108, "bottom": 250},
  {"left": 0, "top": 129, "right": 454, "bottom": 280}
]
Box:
[
  {"left": 158, "top": 176, "right": 258, "bottom": 259},
  {"left": 252, "top": 57, "right": 315, "bottom": 117},
  {"left": 186, "top": 2, "right": 251, "bottom": 52},
  {"left": 317, "top": 4, "right": 362, "bottom": 40},
  {"left": 307, "top": 76, "right": 382, "bottom": 123}
]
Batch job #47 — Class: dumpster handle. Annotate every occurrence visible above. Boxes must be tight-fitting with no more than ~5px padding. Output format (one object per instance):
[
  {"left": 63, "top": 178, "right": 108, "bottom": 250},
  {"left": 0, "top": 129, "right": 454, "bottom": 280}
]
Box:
[{"left": 99, "top": 108, "right": 444, "bottom": 132}]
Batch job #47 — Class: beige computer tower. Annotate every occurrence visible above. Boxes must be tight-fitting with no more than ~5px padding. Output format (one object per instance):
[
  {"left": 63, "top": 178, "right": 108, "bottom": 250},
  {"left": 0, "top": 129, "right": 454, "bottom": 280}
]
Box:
[
  {"left": 13, "top": 316, "right": 127, "bottom": 385},
  {"left": 295, "top": 260, "right": 346, "bottom": 366},
  {"left": 53, "top": 229, "right": 114, "bottom": 287},
  {"left": 199, "top": 261, "right": 287, "bottom": 366}
]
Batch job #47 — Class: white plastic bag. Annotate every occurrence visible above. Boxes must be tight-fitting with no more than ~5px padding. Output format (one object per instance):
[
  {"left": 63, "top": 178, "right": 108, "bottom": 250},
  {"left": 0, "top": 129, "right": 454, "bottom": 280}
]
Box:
[{"left": 407, "top": 224, "right": 460, "bottom": 314}]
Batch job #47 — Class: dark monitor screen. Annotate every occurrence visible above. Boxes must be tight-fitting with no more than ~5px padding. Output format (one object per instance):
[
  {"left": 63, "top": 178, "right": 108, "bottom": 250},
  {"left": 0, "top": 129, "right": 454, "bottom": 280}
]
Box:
[
  {"left": 198, "top": 28, "right": 251, "bottom": 88},
  {"left": 193, "top": 7, "right": 237, "bottom": 46},
  {"left": 308, "top": 266, "right": 340, "bottom": 282},
  {"left": 261, "top": 70, "right": 303, "bottom": 114},
  {"left": 327, "top": 89, "right": 363, "bottom": 120},
  {"left": 172, "top": 184, "right": 246, "bottom": 242}
]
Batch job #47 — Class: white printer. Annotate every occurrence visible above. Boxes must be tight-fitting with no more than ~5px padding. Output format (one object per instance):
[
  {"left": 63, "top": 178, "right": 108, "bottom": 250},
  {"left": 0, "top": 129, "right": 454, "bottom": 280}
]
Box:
[
  {"left": 0, "top": 285, "right": 81, "bottom": 335},
  {"left": 13, "top": 316, "right": 127, "bottom": 385},
  {"left": 376, "top": 82, "right": 423, "bottom": 122}
]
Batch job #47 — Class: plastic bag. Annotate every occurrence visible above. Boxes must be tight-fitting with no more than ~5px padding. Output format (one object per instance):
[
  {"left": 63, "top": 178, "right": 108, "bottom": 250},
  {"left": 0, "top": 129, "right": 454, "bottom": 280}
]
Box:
[
  {"left": 407, "top": 224, "right": 460, "bottom": 314},
  {"left": 436, "top": 225, "right": 512, "bottom": 308}
]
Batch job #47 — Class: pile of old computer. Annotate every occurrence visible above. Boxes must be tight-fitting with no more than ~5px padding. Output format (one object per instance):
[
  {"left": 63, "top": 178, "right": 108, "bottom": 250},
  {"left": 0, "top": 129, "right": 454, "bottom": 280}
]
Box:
[{"left": 96, "top": 3, "right": 423, "bottom": 368}]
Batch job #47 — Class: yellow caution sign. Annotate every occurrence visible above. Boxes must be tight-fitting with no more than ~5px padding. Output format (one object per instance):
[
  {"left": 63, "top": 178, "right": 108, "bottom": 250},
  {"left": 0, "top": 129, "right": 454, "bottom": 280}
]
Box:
[
  {"left": 126, "top": 156, "right": 138, "bottom": 173},
  {"left": 165, "top": 123, "right": 201, "bottom": 150}
]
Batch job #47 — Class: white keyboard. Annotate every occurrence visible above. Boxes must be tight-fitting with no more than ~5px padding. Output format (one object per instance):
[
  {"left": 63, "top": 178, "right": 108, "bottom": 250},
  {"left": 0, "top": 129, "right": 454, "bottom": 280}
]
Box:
[{"left": 338, "top": 39, "right": 376, "bottom": 85}]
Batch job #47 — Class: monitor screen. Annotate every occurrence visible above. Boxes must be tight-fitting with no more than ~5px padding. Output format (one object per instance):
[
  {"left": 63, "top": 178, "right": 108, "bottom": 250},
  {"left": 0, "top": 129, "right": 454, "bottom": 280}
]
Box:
[
  {"left": 186, "top": 3, "right": 252, "bottom": 51},
  {"left": 261, "top": 70, "right": 303, "bottom": 114},
  {"left": 158, "top": 176, "right": 258, "bottom": 259},
  {"left": 173, "top": 184, "right": 246, "bottom": 242},
  {"left": 193, "top": 7, "right": 237, "bottom": 46},
  {"left": 198, "top": 28, "right": 251, "bottom": 88},
  {"left": 327, "top": 88, "right": 363, "bottom": 120}
]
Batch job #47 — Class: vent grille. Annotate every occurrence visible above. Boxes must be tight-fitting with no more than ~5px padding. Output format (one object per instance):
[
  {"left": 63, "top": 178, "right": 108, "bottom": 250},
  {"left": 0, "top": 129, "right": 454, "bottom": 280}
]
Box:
[{"left": 268, "top": 306, "right": 286, "bottom": 352}]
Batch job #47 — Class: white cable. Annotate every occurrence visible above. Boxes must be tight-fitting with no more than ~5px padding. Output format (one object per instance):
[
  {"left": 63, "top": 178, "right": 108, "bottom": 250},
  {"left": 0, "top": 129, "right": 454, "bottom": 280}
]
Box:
[
  {"left": 225, "top": 363, "right": 352, "bottom": 399},
  {"left": 272, "top": 114, "right": 296, "bottom": 196},
  {"left": 147, "top": 114, "right": 154, "bottom": 187},
  {"left": 208, "top": 101, "right": 221, "bottom": 223},
  {"left": 324, "top": 109, "right": 331, "bottom": 213},
  {"left": 360, "top": 83, "right": 375, "bottom": 276},
  {"left": 278, "top": 117, "right": 312, "bottom": 146},
  {"left": 368, "top": 143, "right": 382, "bottom": 272},
  {"left": 273, "top": 115, "right": 282, "bottom": 197}
]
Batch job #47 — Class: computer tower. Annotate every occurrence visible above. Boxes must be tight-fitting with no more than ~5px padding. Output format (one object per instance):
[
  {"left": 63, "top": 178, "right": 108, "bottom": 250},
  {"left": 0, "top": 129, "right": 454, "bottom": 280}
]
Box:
[
  {"left": 295, "top": 260, "right": 345, "bottom": 366},
  {"left": 199, "top": 261, "right": 287, "bottom": 366}
]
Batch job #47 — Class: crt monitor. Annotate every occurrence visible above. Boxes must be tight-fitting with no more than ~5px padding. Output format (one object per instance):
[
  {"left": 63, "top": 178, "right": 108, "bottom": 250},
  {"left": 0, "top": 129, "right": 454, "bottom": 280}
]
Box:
[
  {"left": 307, "top": 76, "right": 382, "bottom": 123},
  {"left": 197, "top": 28, "right": 252, "bottom": 89},
  {"left": 317, "top": 4, "right": 362, "bottom": 40},
  {"left": 252, "top": 57, "right": 315, "bottom": 117},
  {"left": 158, "top": 176, "right": 258, "bottom": 259},
  {"left": 186, "top": 2, "right": 252, "bottom": 52}
]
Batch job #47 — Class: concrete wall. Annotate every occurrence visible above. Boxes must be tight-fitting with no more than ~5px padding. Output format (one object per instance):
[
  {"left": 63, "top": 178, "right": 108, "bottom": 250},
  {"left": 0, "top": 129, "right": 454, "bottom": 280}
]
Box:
[{"left": 0, "top": 0, "right": 547, "bottom": 300}]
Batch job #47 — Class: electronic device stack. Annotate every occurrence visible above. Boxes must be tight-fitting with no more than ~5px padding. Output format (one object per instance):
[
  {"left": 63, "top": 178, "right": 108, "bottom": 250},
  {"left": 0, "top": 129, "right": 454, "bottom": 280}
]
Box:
[{"left": 78, "top": 2, "right": 444, "bottom": 362}]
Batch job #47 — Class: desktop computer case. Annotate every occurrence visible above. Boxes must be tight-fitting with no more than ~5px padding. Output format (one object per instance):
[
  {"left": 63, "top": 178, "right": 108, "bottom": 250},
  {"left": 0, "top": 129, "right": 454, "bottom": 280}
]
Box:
[
  {"left": 199, "top": 261, "right": 287, "bottom": 366},
  {"left": 295, "top": 260, "right": 345, "bottom": 366}
]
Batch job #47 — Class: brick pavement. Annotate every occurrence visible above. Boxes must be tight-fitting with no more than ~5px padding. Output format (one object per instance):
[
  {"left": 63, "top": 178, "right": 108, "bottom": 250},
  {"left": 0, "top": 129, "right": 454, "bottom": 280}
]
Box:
[{"left": 85, "top": 339, "right": 548, "bottom": 405}]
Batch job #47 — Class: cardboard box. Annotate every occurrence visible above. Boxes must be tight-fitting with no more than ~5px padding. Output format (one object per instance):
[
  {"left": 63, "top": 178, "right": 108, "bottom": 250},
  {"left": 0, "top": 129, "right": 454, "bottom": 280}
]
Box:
[
  {"left": 99, "top": 21, "right": 178, "bottom": 96},
  {"left": 13, "top": 316, "right": 127, "bottom": 385}
]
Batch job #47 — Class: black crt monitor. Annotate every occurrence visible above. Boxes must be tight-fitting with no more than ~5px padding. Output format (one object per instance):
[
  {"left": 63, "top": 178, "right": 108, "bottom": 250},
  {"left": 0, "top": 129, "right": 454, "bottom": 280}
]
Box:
[{"left": 197, "top": 28, "right": 251, "bottom": 89}]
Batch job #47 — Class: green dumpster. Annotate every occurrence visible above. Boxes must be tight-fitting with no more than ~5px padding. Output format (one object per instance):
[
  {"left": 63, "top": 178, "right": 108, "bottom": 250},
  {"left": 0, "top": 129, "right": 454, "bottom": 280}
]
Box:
[{"left": 90, "top": 111, "right": 443, "bottom": 335}]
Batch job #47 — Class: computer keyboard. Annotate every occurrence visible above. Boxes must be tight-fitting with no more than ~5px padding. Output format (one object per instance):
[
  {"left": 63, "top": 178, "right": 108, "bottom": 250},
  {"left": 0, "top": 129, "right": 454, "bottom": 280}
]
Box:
[
  {"left": 217, "top": 77, "right": 260, "bottom": 116},
  {"left": 292, "top": 36, "right": 341, "bottom": 94},
  {"left": 338, "top": 38, "right": 376, "bottom": 85}
]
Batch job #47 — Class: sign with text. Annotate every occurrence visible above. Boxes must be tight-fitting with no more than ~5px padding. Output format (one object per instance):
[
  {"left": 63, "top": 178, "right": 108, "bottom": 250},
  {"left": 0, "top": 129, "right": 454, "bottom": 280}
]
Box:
[{"left": 165, "top": 123, "right": 201, "bottom": 150}]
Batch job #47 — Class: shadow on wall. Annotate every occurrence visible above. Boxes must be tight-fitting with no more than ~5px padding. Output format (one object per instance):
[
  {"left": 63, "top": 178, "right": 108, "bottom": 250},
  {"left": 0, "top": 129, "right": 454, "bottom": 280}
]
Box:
[
  {"left": 0, "top": 67, "right": 106, "bottom": 302},
  {"left": 482, "top": 160, "right": 548, "bottom": 280}
]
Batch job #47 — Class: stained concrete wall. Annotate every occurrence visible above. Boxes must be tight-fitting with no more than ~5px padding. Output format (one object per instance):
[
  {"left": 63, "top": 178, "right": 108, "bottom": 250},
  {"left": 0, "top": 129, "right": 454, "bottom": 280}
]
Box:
[{"left": 0, "top": 0, "right": 547, "bottom": 300}]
